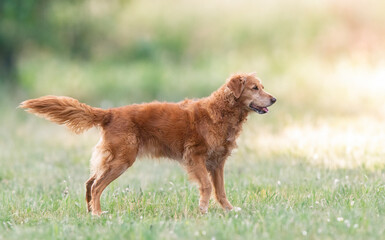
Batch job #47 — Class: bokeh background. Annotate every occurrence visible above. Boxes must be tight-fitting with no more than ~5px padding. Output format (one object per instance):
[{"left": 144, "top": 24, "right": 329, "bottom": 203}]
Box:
[
  {"left": 1, "top": 0, "right": 385, "bottom": 239},
  {"left": 2, "top": 0, "right": 385, "bottom": 168}
]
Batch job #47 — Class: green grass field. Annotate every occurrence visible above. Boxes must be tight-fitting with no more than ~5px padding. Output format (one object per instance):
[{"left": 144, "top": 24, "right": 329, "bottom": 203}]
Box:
[
  {"left": 1, "top": 92, "right": 385, "bottom": 239},
  {"left": 1, "top": 0, "right": 385, "bottom": 239}
]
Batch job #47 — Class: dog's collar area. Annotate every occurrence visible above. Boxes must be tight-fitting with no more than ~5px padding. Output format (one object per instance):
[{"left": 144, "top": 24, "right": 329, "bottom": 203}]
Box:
[{"left": 249, "top": 103, "right": 269, "bottom": 114}]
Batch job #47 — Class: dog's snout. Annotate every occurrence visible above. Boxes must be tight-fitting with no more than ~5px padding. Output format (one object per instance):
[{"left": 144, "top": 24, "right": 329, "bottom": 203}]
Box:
[{"left": 270, "top": 97, "right": 276, "bottom": 104}]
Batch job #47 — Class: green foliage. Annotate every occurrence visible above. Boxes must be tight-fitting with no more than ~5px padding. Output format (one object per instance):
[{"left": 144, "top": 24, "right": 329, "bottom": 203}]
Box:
[{"left": 0, "top": 0, "right": 101, "bottom": 82}]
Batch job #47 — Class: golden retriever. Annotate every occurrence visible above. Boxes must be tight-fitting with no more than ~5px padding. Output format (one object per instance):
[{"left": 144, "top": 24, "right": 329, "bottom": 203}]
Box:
[{"left": 20, "top": 72, "right": 276, "bottom": 215}]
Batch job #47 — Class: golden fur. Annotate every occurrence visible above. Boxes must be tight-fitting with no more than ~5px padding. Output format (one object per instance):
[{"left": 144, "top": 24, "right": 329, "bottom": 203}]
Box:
[{"left": 20, "top": 73, "right": 276, "bottom": 215}]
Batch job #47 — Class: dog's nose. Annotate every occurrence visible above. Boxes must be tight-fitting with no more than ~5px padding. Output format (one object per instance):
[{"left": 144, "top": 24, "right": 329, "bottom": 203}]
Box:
[{"left": 271, "top": 97, "right": 277, "bottom": 104}]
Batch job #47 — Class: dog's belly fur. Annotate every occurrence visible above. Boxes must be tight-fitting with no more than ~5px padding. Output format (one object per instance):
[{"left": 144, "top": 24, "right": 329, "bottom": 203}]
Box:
[{"left": 137, "top": 137, "right": 184, "bottom": 160}]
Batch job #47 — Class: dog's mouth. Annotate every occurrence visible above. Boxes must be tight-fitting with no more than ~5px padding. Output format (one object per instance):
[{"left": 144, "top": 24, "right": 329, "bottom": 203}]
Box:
[{"left": 249, "top": 103, "right": 269, "bottom": 114}]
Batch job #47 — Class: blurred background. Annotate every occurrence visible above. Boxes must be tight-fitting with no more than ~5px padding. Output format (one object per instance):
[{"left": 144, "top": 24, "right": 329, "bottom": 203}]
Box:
[
  {"left": 1, "top": 0, "right": 385, "bottom": 169},
  {"left": 2, "top": 2, "right": 385, "bottom": 237}
]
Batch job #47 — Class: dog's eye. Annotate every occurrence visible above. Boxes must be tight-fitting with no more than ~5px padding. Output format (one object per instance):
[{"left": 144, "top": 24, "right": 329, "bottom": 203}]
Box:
[{"left": 252, "top": 86, "right": 258, "bottom": 90}]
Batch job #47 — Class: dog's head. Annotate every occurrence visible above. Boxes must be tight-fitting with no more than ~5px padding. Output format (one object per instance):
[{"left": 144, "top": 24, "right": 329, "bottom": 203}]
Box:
[{"left": 227, "top": 73, "right": 276, "bottom": 114}]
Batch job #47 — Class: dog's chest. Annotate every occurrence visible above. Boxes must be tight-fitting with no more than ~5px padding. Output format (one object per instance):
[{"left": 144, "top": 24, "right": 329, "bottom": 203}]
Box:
[{"left": 204, "top": 124, "right": 239, "bottom": 157}]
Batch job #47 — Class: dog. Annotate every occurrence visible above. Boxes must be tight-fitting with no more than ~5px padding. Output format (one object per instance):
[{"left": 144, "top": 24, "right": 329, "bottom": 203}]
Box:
[{"left": 20, "top": 72, "right": 276, "bottom": 215}]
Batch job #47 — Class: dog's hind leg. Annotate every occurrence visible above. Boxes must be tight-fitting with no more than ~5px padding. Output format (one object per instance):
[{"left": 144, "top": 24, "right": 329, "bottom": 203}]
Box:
[
  {"left": 89, "top": 144, "right": 138, "bottom": 216},
  {"left": 90, "top": 166, "right": 126, "bottom": 216},
  {"left": 85, "top": 175, "right": 96, "bottom": 212},
  {"left": 86, "top": 139, "right": 110, "bottom": 213}
]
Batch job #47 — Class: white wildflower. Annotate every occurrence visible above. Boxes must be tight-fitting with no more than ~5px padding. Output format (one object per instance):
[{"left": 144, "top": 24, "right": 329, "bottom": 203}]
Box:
[
  {"left": 233, "top": 207, "right": 242, "bottom": 212},
  {"left": 334, "top": 179, "right": 340, "bottom": 184},
  {"left": 344, "top": 220, "right": 351, "bottom": 228}
]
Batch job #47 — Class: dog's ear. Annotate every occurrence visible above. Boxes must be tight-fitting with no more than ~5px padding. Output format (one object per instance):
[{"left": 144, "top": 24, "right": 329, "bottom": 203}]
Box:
[{"left": 227, "top": 75, "right": 246, "bottom": 99}]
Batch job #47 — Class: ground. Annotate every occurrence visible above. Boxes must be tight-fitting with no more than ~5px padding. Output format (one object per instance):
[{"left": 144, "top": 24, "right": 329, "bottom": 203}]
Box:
[{"left": 1, "top": 102, "right": 384, "bottom": 240}]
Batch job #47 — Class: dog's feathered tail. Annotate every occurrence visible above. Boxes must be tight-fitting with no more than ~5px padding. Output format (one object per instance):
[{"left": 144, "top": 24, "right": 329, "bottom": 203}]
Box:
[{"left": 19, "top": 96, "right": 110, "bottom": 134}]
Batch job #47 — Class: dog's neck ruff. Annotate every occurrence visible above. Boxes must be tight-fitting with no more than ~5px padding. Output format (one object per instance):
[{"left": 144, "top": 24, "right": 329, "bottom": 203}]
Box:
[{"left": 205, "top": 86, "right": 249, "bottom": 125}]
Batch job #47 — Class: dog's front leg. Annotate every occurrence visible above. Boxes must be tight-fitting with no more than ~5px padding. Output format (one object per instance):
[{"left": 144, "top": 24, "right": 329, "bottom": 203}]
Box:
[
  {"left": 185, "top": 155, "right": 212, "bottom": 214},
  {"left": 209, "top": 160, "right": 234, "bottom": 211}
]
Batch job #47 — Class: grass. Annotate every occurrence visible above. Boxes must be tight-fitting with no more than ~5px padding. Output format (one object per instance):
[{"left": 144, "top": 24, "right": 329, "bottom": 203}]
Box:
[
  {"left": 1, "top": 0, "right": 385, "bottom": 239},
  {"left": 1, "top": 94, "right": 385, "bottom": 240}
]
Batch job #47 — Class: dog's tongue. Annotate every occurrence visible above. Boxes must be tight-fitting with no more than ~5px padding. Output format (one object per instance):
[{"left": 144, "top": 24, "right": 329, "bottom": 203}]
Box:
[{"left": 262, "top": 107, "right": 269, "bottom": 113}]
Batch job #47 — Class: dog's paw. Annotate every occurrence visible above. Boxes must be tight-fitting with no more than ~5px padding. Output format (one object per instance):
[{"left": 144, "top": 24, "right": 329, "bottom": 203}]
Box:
[
  {"left": 199, "top": 205, "right": 208, "bottom": 214},
  {"left": 224, "top": 206, "right": 242, "bottom": 212},
  {"left": 91, "top": 211, "right": 102, "bottom": 217},
  {"left": 91, "top": 210, "right": 108, "bottom": 217},
  {"left": 223, "top": 205, "right": 234, "bottom": 212}
]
